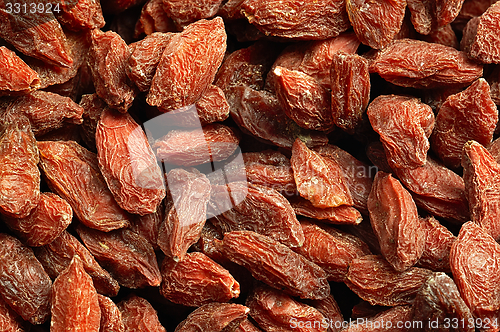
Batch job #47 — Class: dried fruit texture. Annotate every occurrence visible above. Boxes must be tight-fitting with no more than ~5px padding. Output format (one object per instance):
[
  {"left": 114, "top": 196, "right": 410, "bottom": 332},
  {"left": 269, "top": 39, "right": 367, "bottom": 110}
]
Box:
[
  {"left": 421, "top": 24, "right": 459, "bottom": 49},
  {"left": 215, "top": 41, "right": 279, "bottom": 93},
  {"left": 454, "top": 0, "right": 497, "bottom": 28},
  {"left": 450, "top": 221, "right": 500, "bottom": 330},
  {"left": 489, "top": 137, "right": 500, "bottom": 164},
  {"left": 0, "top": 295, "right": 27, "bottom": 332},
  {"left": 235, "top": 319, "right": 262, "bottom": 332},
  {"left": 368, "top": 172, "right": 425, "bottom": 271},
  {"left": 37, "top": 140, "right": 131, "bottom": 231},
  {"left": 412, "top": 272, "right": 474, "bottom": 332},
  {"left": 0, "top": 90, "right": 84, "bottom": 136},
  {"left": 432, "top": 78, "right": 498, "bottom": 169},
  {"left": 127, "top": 32, "right": 173, "bottom": 92},
  {"left": 51, "top": 256, "right": 101, "bottom": 332},
  {"left": 346, "top": 255, "right": 433, "bottom": 306},
  {"left": 0, "top": 233, "right": 51, "bottom": 324},
  {"left": 33, "top": 230, "right": 120, "bottom": 297},
  {"left": 242, "top": 150, "right": 296, "bottom": 194},
  {"left": 370, "top": 39, "right": 483, "bottom": 89},
  {"left": 367, "top": 95, "right": 435, "bottom": 169},
  {"left": 293, "top": 220, "right": 371, "bottom": 282},
  {"left": 192, "top": 221, "right": 227, "bottom": 263},
  {"left": 160, "top": 252, "right": 240, "bottom": 306},
  {"left": 0, "top": 118, "right": 40, "bottom": 219},
  {"left": 157, "top": 168, "right": 211, "bottom": 260},
  {"left": 88, "top": 29, "right": 136, "bottom": 112},
  {"left": 147, "top": 17, "right": 227, "bottom": 111},
  {"left": 487, "top": 66, "right": 500, "bottom": 106},
  {"left": 342, "top": 306, "right": 413, "bottom": 332},
  {"left": 289, "top": 196, "right": 362, "bottom": 225},
  {"left": 154, "top": 123, "right": 240, "bottom": 166},
  {"left": 393, "top": 156, "right": 469, "bottom": 223},
  {"left": 76, "top": 225, "right": 161, "bottom": 289},
  {"left": 79, "top": 93, "right": 107, "bottom": 150},
  {"left": 273, "top": 67, "right": 334, "bottom": 132},
  {"left": 130, "top": 206, "right": 163, "bottom": 250},
  {"left": 314, "top": 144, "right": 374, "bottom": 214},
  {"left": 291, "top": 139, "right": 353, "bottom": 208},
  {"left": 218, "top": 0, "right": 246, "bottom": 20},
  {"left": 346, "top": 0, "right": 406, "bottom": 49},
  {"left": 163, "top": 0, "right": 224, "bottom": 28},
  {"left": 366, "top": 140, "right": 393, "bottom": 173},
  {"left": 176, "top": 302, "right": 249, "bottom": 332},
  {"left": 246, "top": 284, "right": 327, "bottom": 332},
  {"left": 0, "top": 4, "right": 72, "bottom": 67},
  {"left": 56, "top": 0, "right": 106, "bottom": 31},
  {"left": 417, "top": 216, "right": 455, "bottom": 272},
  {"left": 96, "top": 108, "right": 165, "bottom": 215},
  {"left": 407, "top": 0, "right": 434, "bottom": 35},
  {"left": 462, "top": 141, "right": 500, "bottom": 241},
  {"left": 436, "top": 0, "right": 466, "bottom": 26},
  {"left": 220, "top": 230, "right": 330, "bottom": 300},
  {"left": 98, "top": 295, "right": 125, "bottom": 332},
  {"left": 118, "top": 295, "right": 166, "bottom": 332},
  {"left": 304, "top": 295, "right": 343, "bottom": 332},
  {"left": 135, "top": 0, "right": 177, "bottom": 37},
  {"left": 2, "top": 192, "right": 72, "bottom": 247},
  {"left": 241, "top": 0, "right": 350, "bottom": 40},
  {"left": 0, "top": 46, "right": 39, "bottom": 93},
  {"left": 210, "top": 182, "right": 304, "bottom": 247},
  {"left": 330, "top": 52, "right": 370, "bottom": 134},
  {"left": 25, "top": 30, "right": 90, "bottom": 90},
  {"left": 227, "top": 85, "right": 328, "bottom": 149},
  {"left": 465, "top": 1, "right": 500, "bottom": 64}
]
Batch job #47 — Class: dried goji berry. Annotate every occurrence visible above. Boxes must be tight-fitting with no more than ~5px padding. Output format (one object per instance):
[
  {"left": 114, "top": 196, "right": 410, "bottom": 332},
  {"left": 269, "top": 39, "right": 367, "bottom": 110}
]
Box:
[
  {"left": 33, "top": 230, "right": 120, "bottom": 297},
  {"left": 417, "top": 216, "right": 456, "bottom": 272},
  {"left": 220, "top": 230, "right": 330, "bottom": 300},
  {"left": 96, "top": 108, "right": 165, "bottom": 216},
  {"left": 293, "top": 220, "right": 371, "bottom": 282},
  {"left": 346, "top": 255, "right": 433, "bottom": 306},
  {"left": 342, "top": 306, "right": 413, "bottom": 332},
  {"left": 241, "top": 0, "right": 350, "bottom": 40},
  {"left": 135, "top": 0, "right": 177, "bottom": 37},
  {"left": 0, "top": 117, "right": 40, "bottom": 218},
  {"left": 157, "top": 168, "right": 211, "bottom": 261},
  {"left": 175, "top": 302, "right": 249, "bottom": 332},
  {"left": 76, "top": 225, "right": 162, "bottom": 289},
  {"left": 246, "top": 283, "right": 328, "bottom": 332},
  {"left": 118, "top": 294, "right": 166, "bottom": 332},
  {"left": 291, "top": 139, "right": 353, "bottom": 208},
  {"left": 0, "top": 233, "right": 51, "bottom": 325},
  {"left": 367, "top": 95, "right": 435, "bottom": 169},
  {"left": 289, "top": 196, "right": 363, "bottom": 225},
  {"left": 464, "top": 1, "right": 500, "bottom": 64},
  {"left": 160, "top": 252, "right": 240, "bottom": 307},
  {"left": 450, "top": 221, "right": 500, "bottom": 330},
  {"left": 432, "top": 78, "right": 497, "bottom": 169},
  {"left": 163, "top": 0, "right": 224, "bottom": 28},
  {"left": 346, "top": 0, "right": 407, "bottom": 49},
  {"left": 56, "top": 0, "right": 106, "bottom": 31},
  {"left": 0, "top": 46, "right": 39, "bottom": 93},
  {"left": 51, "top": 256, "right": 101, "bottom": 332},
  {"left": 368, "top": 172, "right": 425, "bottom": 271},
  {"left": 37, "top": 140, "right": 131, "bottom": 231},
  {"left": 146, "top": 17, "right": 226, "bottom": 112},
  {"left": 98, "top": 294, "right": 125, "bottom": 332}
]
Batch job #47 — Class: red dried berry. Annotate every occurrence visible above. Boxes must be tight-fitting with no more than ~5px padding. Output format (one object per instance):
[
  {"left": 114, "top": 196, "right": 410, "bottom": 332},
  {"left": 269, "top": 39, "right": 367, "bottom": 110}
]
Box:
[{"left": 0, "top": 46, "right": 39, "bottom": 93}]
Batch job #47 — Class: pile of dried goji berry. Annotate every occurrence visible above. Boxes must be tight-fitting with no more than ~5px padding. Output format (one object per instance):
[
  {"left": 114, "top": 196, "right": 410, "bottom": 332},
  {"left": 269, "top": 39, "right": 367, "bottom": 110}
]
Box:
[{"left": 0, "top": 0, "right": 499, "bottom": 331}]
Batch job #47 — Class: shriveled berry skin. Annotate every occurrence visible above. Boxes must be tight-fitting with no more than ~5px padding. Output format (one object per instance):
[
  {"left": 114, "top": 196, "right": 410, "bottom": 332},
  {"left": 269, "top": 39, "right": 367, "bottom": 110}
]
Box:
[
  {"left": 0, "top": 233, "right": 52, "bottom": 325},
  {"left": 246, "top": 284, "right": 328, "bottom": 332},
  {"left": 462, "top": 141, "right": 500, "bottom": 242},
  {"left": 56, "top": 0, "right": 105, "bottom": 31},
  {"left": 417, "top": 216, "right": 456, "bottom": 272},
  {"left": 0, "top": 118, "right": 40, "bottom": 219},
  {"left": 51, "top": 256, "right": 101, "bottom": 332},
  {"left": 174, "top": 302, "right": 249, "bottom": 332},
  {"left": 163, "top": 0, "right": 224, "bottom": 28},
  {"left": 98, "top": 294, "right": 125, "bottom": 332},
  {"left": 367, "top": 95, "right": 435, "bottom": 170},
  {"left": 0, "top": 46, "right": 39, "bottom": 93},
  {"left": 342, "top": 305, "right": 413, "bottom": 332},
  {"left": 432, "top": 78, "right": 498, "bottom": 169},
  {"left": 450, "top": 222, "right": 500, "bottom": 331},
  {"left": 370, "top": 39, "right": 483, "bottom": 89},
  {"left": 118, "top": 294, "right": 166, "bottom": 332},
  {"left": 241, "top": 0, "right": 350, "bottom": 40},
  {"left": 220, "top": 230, "right": 330, "bottom": 300},
  {"left": 346, "top": 0, "right": 406, "bottom": 49},
  {"left": 160, "top": 252, "right": 240, "bottom": 307},
  {"left": 368, "top": 172, "right": 425, "bottom": 272},
  {"left": 291, "top": 139, "right": 353, "bottom": 209},
  {"left": 96, "top": 108, "right": 165, "bottom": 216},
  {"left": 147, "top": 17, "right": 227, "bottom": 112},
  {"left": 466, "top": 1, "right": 500, "bottom": 64}
]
